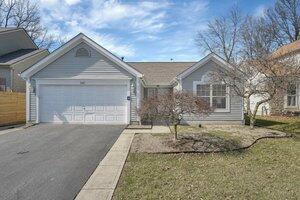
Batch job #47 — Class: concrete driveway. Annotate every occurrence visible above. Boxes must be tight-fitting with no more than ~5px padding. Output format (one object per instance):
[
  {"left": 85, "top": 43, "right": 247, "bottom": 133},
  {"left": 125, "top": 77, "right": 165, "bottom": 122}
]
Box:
[{"left": 0, "top": 124, "right": 125, "bottom": 200}]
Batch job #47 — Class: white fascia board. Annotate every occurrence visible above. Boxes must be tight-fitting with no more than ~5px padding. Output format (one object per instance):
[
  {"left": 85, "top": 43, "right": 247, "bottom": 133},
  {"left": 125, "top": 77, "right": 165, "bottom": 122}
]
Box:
[{"left": 176, "top": 53, "right": 232, "bottom": 80}]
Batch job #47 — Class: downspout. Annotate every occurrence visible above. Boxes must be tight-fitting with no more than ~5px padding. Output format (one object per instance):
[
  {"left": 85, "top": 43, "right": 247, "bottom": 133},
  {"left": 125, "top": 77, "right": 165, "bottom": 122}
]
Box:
[{"left": 10, "top": 68, "right": 14, "bottom": 92}]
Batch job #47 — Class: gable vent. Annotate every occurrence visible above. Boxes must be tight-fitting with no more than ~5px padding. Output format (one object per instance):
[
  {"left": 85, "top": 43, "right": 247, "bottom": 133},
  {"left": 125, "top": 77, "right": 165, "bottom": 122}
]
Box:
[{"left": 75, "top": 48, "right": 91, "bottom": 57}]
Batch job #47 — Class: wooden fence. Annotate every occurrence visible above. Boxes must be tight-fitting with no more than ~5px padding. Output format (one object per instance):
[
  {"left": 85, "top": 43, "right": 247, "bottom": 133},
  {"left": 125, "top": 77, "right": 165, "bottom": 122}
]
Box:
[{"left": 0, "top": 92, "right": 26, "bottom": 126}]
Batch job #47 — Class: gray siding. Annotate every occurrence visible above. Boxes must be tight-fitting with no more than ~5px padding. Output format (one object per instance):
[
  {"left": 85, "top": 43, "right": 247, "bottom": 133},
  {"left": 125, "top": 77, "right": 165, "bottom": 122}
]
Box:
[
  {"left": 0, "top": 67, "right": 11, "bottom": 91},
  {"left": 11, "top": 50, "right": 49, "bottom": 92},
  {"left": 29, "top": 42, "right": 138, "bottom": 123},
  {"left": 182, "top": 60, "right": 243, "bottom": 123},
  {"left": 33, "top": 42, "right": 131, "bottom": 79}
]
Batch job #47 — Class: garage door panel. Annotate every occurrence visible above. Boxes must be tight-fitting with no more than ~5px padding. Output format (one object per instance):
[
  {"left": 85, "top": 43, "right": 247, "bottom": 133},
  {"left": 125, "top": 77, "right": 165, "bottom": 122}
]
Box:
[{"left": 39, "top": 85, "right": 127, "bottom": 124}]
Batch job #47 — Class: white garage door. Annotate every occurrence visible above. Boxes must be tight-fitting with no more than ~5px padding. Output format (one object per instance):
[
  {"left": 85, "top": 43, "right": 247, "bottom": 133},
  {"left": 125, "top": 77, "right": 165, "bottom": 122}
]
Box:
[{"left": 39, "top": 85, "right": 128, "bottom": 124}]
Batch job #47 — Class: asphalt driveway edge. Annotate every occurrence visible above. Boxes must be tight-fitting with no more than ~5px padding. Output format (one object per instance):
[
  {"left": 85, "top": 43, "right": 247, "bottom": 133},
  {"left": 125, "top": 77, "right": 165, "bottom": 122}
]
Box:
[{"left": 75, "top": 129, "right": 135, "bottom": 200}]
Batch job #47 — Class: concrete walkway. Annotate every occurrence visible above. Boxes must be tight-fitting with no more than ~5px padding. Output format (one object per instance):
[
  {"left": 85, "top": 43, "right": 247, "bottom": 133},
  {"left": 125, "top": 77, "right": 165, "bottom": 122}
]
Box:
[{"left": 75, "top": 129, "right": 135, "bottom": 200}]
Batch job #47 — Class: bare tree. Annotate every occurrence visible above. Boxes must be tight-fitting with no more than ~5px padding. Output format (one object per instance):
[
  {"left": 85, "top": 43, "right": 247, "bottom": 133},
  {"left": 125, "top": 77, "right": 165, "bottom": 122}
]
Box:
[
  {"left": 195, "top": 6, "right": 244, "bottom": 63},
  {"left": 214, "top": 17, "right": 299, "bottom": 128},
  {"left": 139, "top": 91, "right": 212, "bottom": 140},
  {"left": 266, "top": 0, "right": 300, "bottom": 45},
  {"left": 0, "top": 0, "right": 55, "bottom": 49}
]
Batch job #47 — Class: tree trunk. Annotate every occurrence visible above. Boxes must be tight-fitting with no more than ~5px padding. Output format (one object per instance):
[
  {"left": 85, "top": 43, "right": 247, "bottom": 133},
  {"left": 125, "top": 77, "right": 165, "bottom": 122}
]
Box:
[
  {"left": 174, "top": 124, "right": 178, "bottom": 140},
  {"left": 249, "top": 116, "right": 256, "bottom": 129},
  {"left": 246, "top": 98, "right": 251, "bottom": 115}
]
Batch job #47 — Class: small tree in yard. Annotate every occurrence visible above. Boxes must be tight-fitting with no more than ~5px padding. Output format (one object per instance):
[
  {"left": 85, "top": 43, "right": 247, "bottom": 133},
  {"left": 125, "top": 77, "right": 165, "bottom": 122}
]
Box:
[{"left": 139, "top": 91, "right": 212, "bottom": 140}]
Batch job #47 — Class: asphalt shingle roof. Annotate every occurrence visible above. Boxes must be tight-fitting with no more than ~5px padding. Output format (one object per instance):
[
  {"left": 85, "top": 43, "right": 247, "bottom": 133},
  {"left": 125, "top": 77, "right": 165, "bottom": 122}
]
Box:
[
  {"left": 0, "top": 27, "right": 19, "bottom": 33},
  {"left": 128, "top": 62, "right": 196, "bottom": 86},
  {"left": 272, "top": 40, "right": 300, "bottom": 58},
  {"left": 0, "top": 49, "right": 46, "bottom": 66}
]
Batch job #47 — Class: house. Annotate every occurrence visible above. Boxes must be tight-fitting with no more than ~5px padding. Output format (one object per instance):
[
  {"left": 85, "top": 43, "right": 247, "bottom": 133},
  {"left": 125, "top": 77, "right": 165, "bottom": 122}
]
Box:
[
  {"left": 248, "top": 40, "right": 300, "bottom": 116},
  {"left": 20, "top": 33, "right": 244, "bottom": 125},
  {"left": 0, "top": 28, "right": 49, "bottom": 92},
  {"left": 269, "top": 40, "right": 300, "bottom": 115}
]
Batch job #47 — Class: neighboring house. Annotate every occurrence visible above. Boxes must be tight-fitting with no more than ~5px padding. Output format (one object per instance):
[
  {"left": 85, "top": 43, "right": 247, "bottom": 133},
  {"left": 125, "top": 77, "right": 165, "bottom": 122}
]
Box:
[
  {"left": 0, "top": 28, "right": 49, "bottom": 92},
  {"left": 249, "top": 40, "right": 300, "bottom": 116},
  {"left": 269, "top": 40, "right": 300, "bottom": 115},
  {"left": 20, "top": 33, "right": 244, "bottom": 125}
]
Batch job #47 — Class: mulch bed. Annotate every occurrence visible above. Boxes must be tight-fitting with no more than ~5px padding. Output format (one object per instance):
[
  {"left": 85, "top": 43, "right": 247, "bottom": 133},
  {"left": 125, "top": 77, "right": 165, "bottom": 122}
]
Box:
[{"left": 130, "top": 129, "right": 291, "bottom": 154}]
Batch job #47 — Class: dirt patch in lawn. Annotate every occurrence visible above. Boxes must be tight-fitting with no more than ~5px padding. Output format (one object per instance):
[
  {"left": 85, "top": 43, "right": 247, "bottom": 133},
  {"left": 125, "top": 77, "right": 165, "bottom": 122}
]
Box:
[{"left": 130, "top": 125, "right": 290, "bottom": 153}]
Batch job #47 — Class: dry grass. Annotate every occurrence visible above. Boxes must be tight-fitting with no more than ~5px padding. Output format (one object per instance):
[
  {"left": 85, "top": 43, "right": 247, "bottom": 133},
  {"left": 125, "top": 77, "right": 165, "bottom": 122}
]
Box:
[{"left": 114, "top": 117, "right": 300, "bottom": 200}]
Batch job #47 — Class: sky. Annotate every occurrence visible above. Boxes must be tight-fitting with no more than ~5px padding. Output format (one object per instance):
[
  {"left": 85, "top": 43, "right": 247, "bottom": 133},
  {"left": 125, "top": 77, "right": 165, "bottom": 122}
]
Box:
[{"left": 39, "top": 0, "right": 276, "bottom": 61}]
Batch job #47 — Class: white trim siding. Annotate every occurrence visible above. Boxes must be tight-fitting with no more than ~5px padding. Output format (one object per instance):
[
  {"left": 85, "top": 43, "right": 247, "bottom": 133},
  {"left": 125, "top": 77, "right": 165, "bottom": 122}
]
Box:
[
  {"left": 284, "top": 82, "right": 300, "bottom": 110},
  {"left": 25, "top": 80, "right": 30, "bottom": 122}
]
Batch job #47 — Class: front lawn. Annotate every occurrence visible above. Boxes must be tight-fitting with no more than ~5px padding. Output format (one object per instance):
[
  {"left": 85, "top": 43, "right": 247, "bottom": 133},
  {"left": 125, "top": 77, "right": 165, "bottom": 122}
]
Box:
[
  {"left": 255, "top": 116, "right": 300, "bottom": 138},
  {"left": 113, "top": 117, "right": 300, "bottom": 200}
]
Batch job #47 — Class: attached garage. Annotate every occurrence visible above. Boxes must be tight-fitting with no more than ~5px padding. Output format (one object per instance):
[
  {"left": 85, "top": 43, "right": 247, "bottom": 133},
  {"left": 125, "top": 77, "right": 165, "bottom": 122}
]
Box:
[
  {"left": 20, "top": 33, "right": 142, "bottom": 125},
  {"left": 38, "top": 81, "right": 129, "bottom": 124}
]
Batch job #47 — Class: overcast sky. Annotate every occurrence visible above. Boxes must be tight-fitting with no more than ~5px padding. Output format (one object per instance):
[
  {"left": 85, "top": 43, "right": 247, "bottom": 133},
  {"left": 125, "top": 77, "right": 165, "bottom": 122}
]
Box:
[{"left": 40, "top": 0, "right": 275, "bottom": 61}]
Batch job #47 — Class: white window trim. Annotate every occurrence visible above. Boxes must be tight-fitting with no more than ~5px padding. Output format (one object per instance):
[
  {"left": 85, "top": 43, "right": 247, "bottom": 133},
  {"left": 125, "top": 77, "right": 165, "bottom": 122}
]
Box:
[
  {"left": 193, "top": 81, "right": 230, "bottom": 112},
  {"left": 284, "top": 83, "right": 299, "bottom": 109}
]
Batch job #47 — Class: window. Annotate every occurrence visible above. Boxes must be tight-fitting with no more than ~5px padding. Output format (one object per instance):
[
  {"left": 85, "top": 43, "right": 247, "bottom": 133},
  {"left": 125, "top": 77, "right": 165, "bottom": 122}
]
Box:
[
  {"left": 75, "top": 48, "right": 90, "bottom": 57},
  {"left": 286, "top": 84, "right": 297, "bottom": 107},
  {"left": 195, "top": 82, "right": 229, "bottom": 111},
  {"left": 196, "top": 84, "right": 210, "bottom": 104},
  {"left": 0, "top": 78, "right": 6, "bottom": 91},
  {"left": 212, "top": 84, "right": 227, "bottom": 109}
]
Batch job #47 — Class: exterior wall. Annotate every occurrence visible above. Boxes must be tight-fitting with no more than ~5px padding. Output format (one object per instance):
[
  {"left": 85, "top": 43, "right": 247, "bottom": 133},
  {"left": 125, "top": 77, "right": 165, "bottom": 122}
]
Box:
[
  {"left": 143, "top": 87, "right": 172, "bottom": 99},
  {"left": 28, "top": 42, "right": 138, "bottom": 123},
  {"left": 269, "top": 89, "right": 285, "bottom": 115},
  {"left": 11, "top": 50, "right": 49, "bottom": 92},
  {"left": 0, "top": 67, "right": 12, "bottom": 91},
  {"left": 181, "top": 60, "right": 244, "bottom": 124},
  {"left": 249, "top": 94, "right": 270, "bottom": 116},
  {"left": 270, "top": 82, "right": 300, "bottom": 115},
  {"left": 33, "top": 42, "right": 131, "bottom": 79}
]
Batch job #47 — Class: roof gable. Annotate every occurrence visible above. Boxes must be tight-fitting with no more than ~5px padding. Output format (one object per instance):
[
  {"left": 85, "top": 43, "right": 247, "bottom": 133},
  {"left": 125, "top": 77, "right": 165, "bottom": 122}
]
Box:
[
  {"left": 20, "top": 33, "right": 143, "bottom": 79},
  {"left": 176, "top": 53, "right": 232, "bottom": 80},
  {"left": 0, "top": 28, "right": 38, "bottom": 56}
]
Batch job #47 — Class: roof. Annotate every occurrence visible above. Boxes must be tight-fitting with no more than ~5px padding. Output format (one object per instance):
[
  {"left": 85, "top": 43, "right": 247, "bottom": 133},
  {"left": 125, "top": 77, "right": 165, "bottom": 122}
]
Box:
[
  {"left": 0, "top": 27, "right": 19, "bottom": 33},
  {"left": 176, "top": 53, "right": 233, "bottom": 80},
  {"left": 20, "top": 33, "right": 143, "bottom": 79},
  {"left": 271, "top": 40, "right": 300, "bottom": 58},
  {"left": 0, "top": 49, "right": 48, "bottom": 66},
  {"left": 128, "top": 62, "right": 196, "bottom": 86}
]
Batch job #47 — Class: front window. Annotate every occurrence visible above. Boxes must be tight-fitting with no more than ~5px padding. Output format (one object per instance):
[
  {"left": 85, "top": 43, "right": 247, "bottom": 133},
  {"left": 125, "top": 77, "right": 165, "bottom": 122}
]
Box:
[
  {"left": 196, "top": 83, "right": 228, "bottom": 110},
  {"left": 0, "top": 78, "right": 6, "bottom": 91},
  {"left": 286, "top": 84, "right": 297, "bottom": 107}
]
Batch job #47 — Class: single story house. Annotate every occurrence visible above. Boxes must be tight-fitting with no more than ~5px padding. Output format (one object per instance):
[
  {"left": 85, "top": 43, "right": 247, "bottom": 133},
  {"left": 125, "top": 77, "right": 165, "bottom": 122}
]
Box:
[
  {"left": 20, "top": 33, "right": 244, "bottom": 125},
  {"left": 0, "top": 28, "right": 49, "bottom": 92}
]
